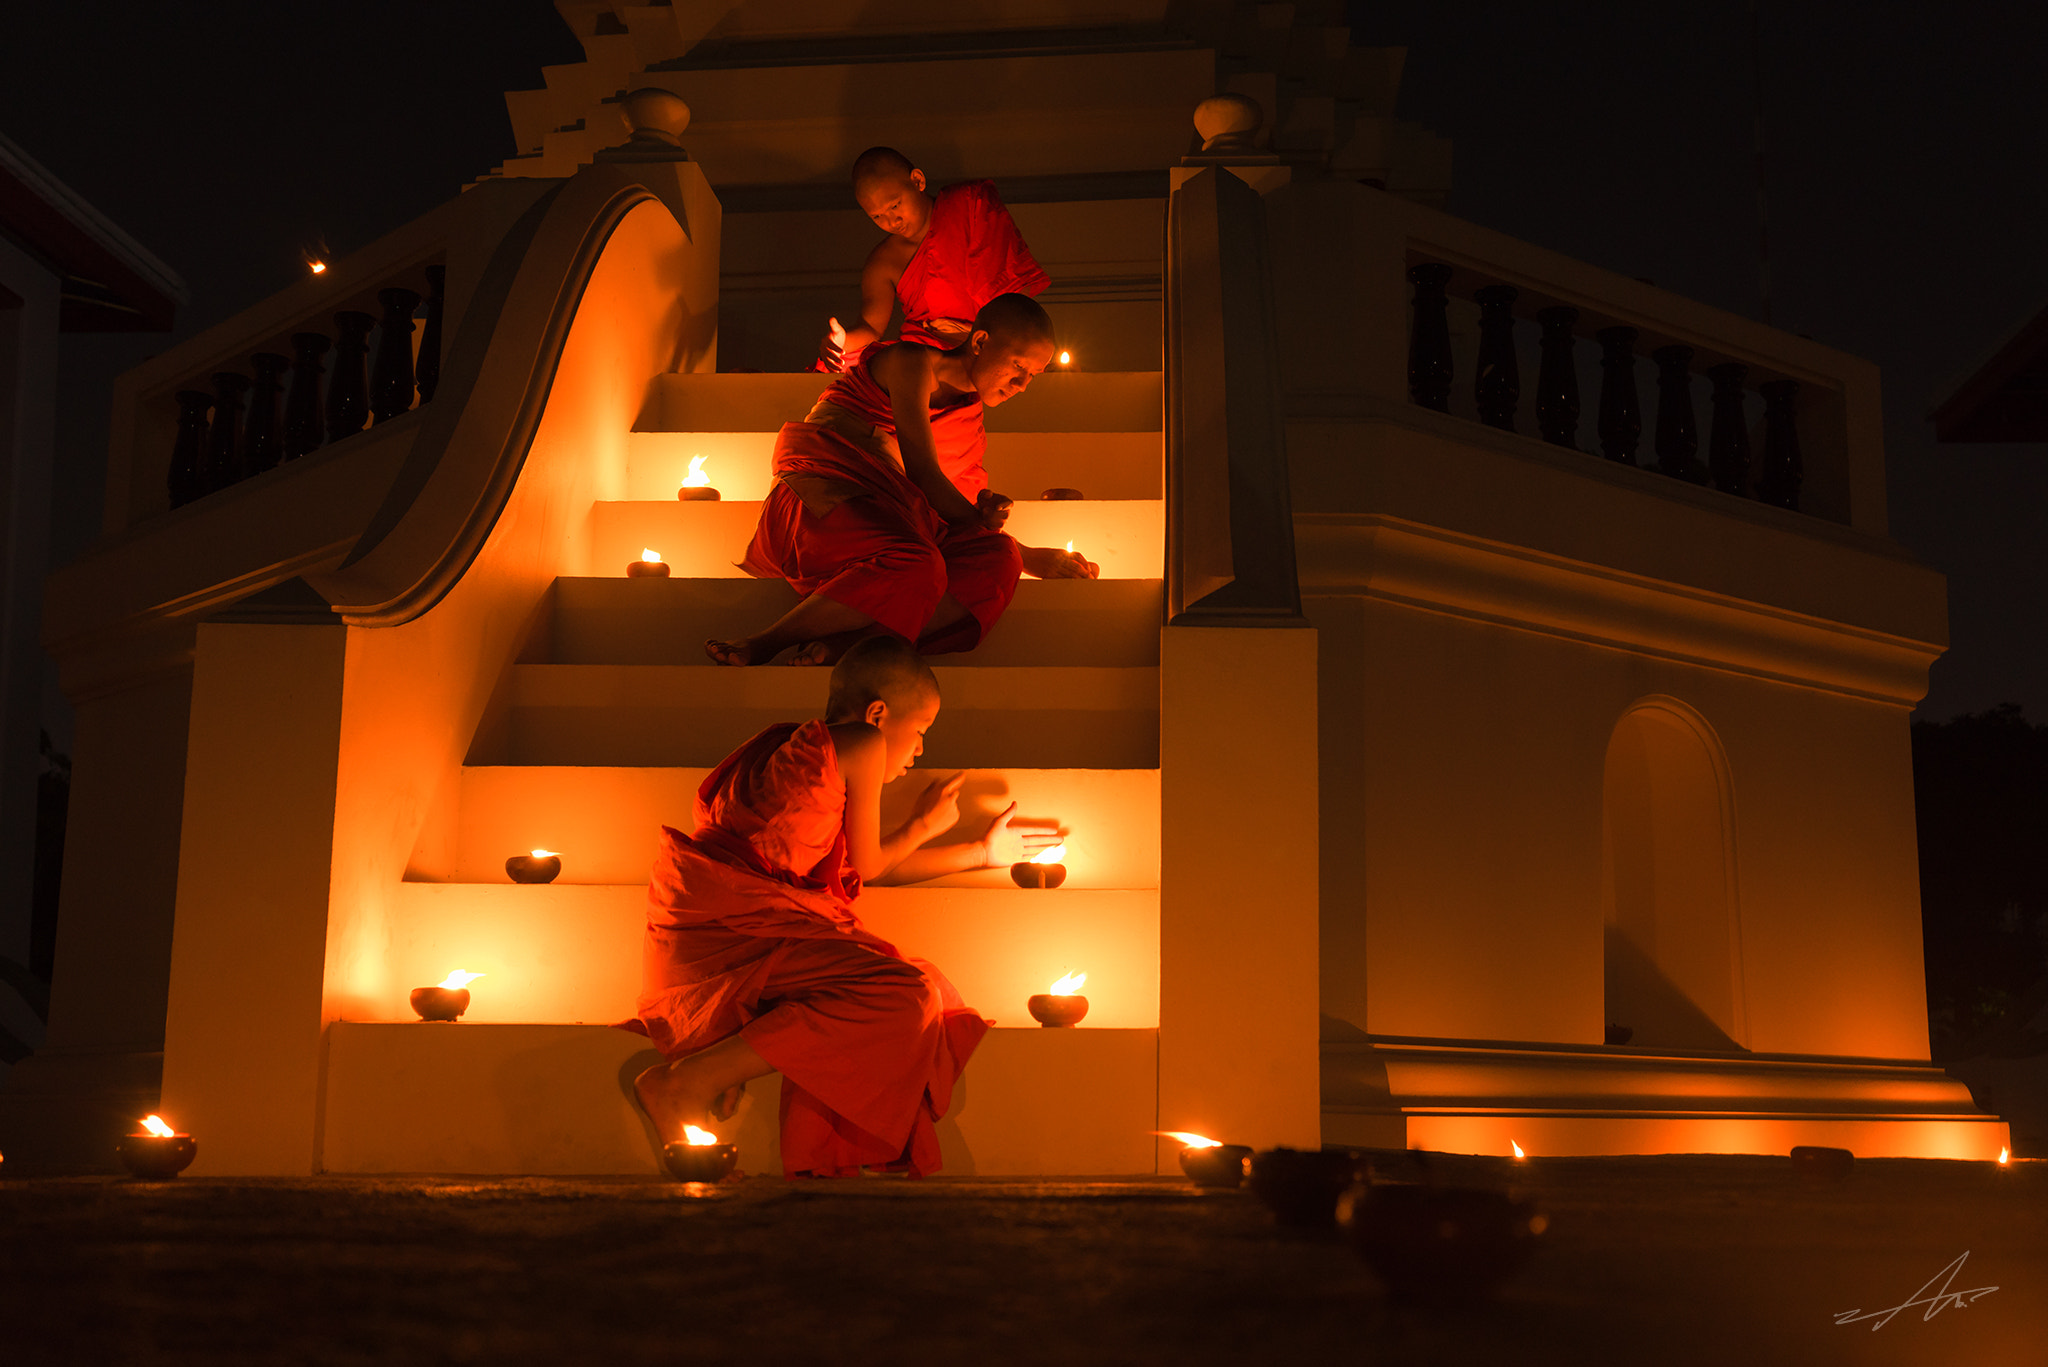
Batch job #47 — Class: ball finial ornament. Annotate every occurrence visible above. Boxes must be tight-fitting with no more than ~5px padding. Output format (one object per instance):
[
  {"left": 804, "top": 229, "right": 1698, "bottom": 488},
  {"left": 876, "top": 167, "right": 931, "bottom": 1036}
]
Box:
[
  {"left": 620, "top": 88, "right": 691, "bottom": 145},
  {"left": 1193, "top": 93, "right": 1264, "bottom": 153}
]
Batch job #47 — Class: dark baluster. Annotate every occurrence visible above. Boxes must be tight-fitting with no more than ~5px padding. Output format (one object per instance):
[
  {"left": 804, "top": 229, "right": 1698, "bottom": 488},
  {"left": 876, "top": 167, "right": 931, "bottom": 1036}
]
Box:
[
  {"left": 371, "top": 287, "right": 423, "bottom": 424},
  {"left": 283, "top": 332, "right": 330, "bottom": 460},
  {"left": 416, "top": 264, "right": 445, "bottom": 404},
  {"left": 243, "top": 352, "right": 289, "bottom": 475},
  {"left": 1757, "top": 380, "right": 1802, "bottom": 510},
  {"left": 203, "top": 372, "right": 251, "bottom": 492},
  {"left": 1474, "top": 284, "right": 1520, "bottom": 431},
  {"left": 1596, "top": 327, "right": 1641, "bottom": 465},
  {"left": 1706, "top": 363, "right": 1751, "bottom": 496},
  {"left": 1406, "top": 263, "right": 1453, "bottom": 413},
  {"left": 168, "top": 390, "right": 213, "bottom": 507},
  {"left": 1652, "top": 345, "right": 1706, "bottom": 484},
  {"left": 327, "top": 310, "right": 374, "bottom": 441},
  {"left": 1535, "top": 306, "right": 1580, "bottom": 449}
]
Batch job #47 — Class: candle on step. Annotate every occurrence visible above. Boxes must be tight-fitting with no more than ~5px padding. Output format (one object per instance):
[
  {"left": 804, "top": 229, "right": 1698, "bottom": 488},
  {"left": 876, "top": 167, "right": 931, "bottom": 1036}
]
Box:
[
  {"left": 1027, "top": 970, "right": 1088, "bottom": 1027},
  {"left": 506, "top": 848, "right": 562, "bottom": 884},
  {"left": 411, "top": 969, "right": 483, "bottom": 1021},
  {"left": 1010, "top": 841, "right": 1067, "bottom": 890},
  {"left": 117, "top": 1114, "right": 197, "bottom": 1180},
  {"left": 677, "top": 453, "right": 720, "bottom": 501},
  {"left": 627, "top": 549, "right": 670, "bottom": 578},
  {"left": 1057, "top": 349, "right": 1072, "bottom": 367},
  {"left": 662, "top": 1123, "right": 739, "bottom": 1182},
  {"left": 1160, "top": 1131, "right": 1252, "bottom": 1189}
]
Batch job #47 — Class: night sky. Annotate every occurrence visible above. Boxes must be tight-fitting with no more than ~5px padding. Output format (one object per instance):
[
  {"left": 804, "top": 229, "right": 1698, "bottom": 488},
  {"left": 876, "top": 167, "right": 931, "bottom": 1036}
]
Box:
[{"left": 3, "top": 2, "right": 2041, "bottom": 736}]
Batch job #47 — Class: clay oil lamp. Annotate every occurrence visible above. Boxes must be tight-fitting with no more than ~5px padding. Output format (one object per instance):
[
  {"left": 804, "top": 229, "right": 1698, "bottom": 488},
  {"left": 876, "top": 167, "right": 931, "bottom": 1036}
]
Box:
[
  {"left": 1027, "top": 971, "right": 1088, "bottom": 1027},
  {"left": 1040, "top": 487, "right": 1084, "bottom": 501},
  {"left": 411, "top": 969, "right": 483, "bottom": 1022},
  {"left": 1161, "top": 1131, "right": 1252, "bottom": 1189},
  {"left": 1246, "top": 1147, "right": 1369, "bottom": 1229},
  {"left": 677, "top": 453, "right": 720, "bottom": 501},
  {"left": 1011, "top": 841, "right": 1067, "bottom": 889},
  {"left": 627, "top": 548, "right": 670, "bottom": 578},
  {"left": 506, "top": 848, "right": 562, "bottom": 884},
  {"left": 117, "top": 1114, "right": 197, "bottom": 1180},
  {"left": 662, "top": 1123, "right": 739, "bottom": 1183},
  {"left": 1339, "top": 1182, "right": 1549, "bottom": 1303},
  {"left": 1790, "top": 1144, "right": 1854, "bottom": 1184}
]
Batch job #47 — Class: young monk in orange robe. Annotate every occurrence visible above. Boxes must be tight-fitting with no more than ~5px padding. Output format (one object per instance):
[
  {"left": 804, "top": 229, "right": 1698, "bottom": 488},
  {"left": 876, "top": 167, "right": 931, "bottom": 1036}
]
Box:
[
  {"left": 710, "top": 293, "right": 1096, "bottom": 667},
  {"left": 632, "top": 636, "right": 1060, "bottom": 1177},
  {"left": 815, "top": 146, "right": 1050, "bottom": 372}
]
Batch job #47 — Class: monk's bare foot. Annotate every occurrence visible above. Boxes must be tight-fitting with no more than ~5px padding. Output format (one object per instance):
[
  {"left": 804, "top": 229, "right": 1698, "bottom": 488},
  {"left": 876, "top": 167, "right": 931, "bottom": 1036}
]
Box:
[
  {"left": 705, "top": 637, "right": 774, "bottom": 667},
  {"left": 783, "top": 641, "right": 832, "bottom": 666},
  {"left": 634, "top": 1061, "right": 718, "bottom": 1143}
]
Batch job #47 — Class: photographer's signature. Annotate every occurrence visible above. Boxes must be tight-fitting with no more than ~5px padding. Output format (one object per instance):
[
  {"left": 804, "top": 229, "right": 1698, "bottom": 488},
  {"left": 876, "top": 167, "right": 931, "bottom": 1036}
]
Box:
[{"left": 1834, "top": 1252, "right": 1998, "bottom": 1330}]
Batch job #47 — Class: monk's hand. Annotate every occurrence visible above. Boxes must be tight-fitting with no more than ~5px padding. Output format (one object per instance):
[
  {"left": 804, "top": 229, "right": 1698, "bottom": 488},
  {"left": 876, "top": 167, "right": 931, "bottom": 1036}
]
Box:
[
  {"left": 980, "top": 802, "right": 1063, "bottom": 867},
  {"left": 909, "top": 772, "right": 965, "bottom": 841},
  {"left": 975, "top": 488, "right": 1013, "bottom": 532},
  {"left": 817, "top": 316, "right": 847, "bottom": 371},
  {"left": 1020, "top": 544, "right": 1100, "bottom": 580}
]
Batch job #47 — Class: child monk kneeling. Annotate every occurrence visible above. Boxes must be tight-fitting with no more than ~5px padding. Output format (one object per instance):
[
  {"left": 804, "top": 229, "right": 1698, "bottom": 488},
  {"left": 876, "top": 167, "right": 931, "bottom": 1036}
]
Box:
[{"left": 632, "top": 635, "right": 1059, "bottom": 1177}]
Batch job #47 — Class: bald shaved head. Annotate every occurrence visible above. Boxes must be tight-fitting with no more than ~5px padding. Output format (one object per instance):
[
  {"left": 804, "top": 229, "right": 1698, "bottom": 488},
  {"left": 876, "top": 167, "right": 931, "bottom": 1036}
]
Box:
[
  {"left": 971, "top": 292, "right": 1055, "bottom": 351},
  {"left": 852, "top": 146, "right": 917, "bottom": 188},
  {"left": 827, "top": 635, "right": 940, "bottom": 722}
]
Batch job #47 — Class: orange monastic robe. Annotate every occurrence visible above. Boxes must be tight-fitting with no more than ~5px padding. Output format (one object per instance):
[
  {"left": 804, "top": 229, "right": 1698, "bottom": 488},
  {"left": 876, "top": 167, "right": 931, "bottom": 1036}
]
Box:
[
  {"left": 633, "top": 720, "right": 988, "bottom": 1177},
  {"left": 895, "top": 180, "right": 1049, "bottom": 348},
  {"left": 740, "top": 345, "right": 1022, "bottom": 654}
]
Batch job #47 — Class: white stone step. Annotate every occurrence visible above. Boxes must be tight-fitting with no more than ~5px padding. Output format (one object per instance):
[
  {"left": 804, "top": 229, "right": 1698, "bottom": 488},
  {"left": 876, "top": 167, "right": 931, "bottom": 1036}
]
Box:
[
  {"left": 322, "top": 1022, "right": 1160, "bottom": 1176},
  {"left": 543, "top": 576, "right": 1164, "bottom": 668},
  {"left": 484, "top": 663, "right": 1159, "bottom": 768},
  {"left": 373, "top": 882, "right": 1159, "bottom": 1029},
  {"left": 626, "top": 431, "right": 1163, "bottom": 502},
  {"left": 589, "top": 498, "right": 1163, "bottom": 579},
  {"left": 431, "top": 763, "right": 1160, "bottom": 888},
  {"left": 638, "top": 370, "right": 1161, "bottom": 434}
]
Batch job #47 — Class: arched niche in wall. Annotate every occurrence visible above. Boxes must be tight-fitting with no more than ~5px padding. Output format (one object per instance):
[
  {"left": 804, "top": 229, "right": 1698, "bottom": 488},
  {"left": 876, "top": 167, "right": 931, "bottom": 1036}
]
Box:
[{"left": 1600, "top": 697, "right": 1750, "bottom": 1051}]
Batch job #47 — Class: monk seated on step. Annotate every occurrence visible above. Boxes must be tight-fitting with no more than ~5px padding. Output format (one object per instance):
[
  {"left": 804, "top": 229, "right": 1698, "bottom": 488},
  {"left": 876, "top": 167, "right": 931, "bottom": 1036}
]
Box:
[
  {"left": 814, "top": 146, "right": 1050, "bottom": 372},
  {"left": 631, "top": 635, "right": 1061, "bottom": 1177},
  {"left": 708, "top": 292, "right": 1097, "bottom": 667}
]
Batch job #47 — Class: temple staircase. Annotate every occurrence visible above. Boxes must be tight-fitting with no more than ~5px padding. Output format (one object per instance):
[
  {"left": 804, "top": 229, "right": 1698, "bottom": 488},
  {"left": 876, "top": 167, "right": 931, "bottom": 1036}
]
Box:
[{"left": 321, "top": 368, "right": 1171, "bottom": 1177}]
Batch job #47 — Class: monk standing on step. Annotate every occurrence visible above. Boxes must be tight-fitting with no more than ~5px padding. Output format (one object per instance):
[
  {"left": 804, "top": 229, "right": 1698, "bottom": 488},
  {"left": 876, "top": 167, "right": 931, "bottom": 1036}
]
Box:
[
  {"left": 632, "top": 636, "right": 1060, "bottom": 1177},
  {"left": 815, "top": 146, "right": 1050, "bottom": 373},
  {"left": 709, "top": 293, "right": 1096, "bottom": 667}
]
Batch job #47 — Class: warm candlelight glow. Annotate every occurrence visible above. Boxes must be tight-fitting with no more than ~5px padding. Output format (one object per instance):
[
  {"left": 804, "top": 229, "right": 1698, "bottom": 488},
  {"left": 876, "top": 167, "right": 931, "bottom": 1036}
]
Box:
[
  {"left": 1511, "top": 1140, "right": 1525, "bottom": 1159},
  {"left": 1031, "top": 842, "right": 1067, "bottom": 865},
  {"left": 140, "top": 1115, "right": 175, "bottom": 1138},
  {"left": 681, "top": 454, "right": 711, "bottom": 488},
  {"left": 1057, "top": 349, "right": 1071, "bottom": 365},
  {"left": 530, "top": 848, "right": 557, "bottom": 858},
  {"left": 437, "top": 969, "right": 485, "bottom": 990},
  {"left": 1065, "top": 539, "right": 1074, "bottom": 553},
  {"left": 1158, "top": 1131, "right": 1221, "bottom": 1149},
  {"left": 640, "top": 548, "right": 664, "bottom": 564},
  {"left": 1048, "top": 970, "right": 1086, "bottom": 996},
  {"left": 1999, "top": 1146, "right": 2010, "bottom": 1165},
  {"left": 683, "top": 1124, "right": 720, "bottom": 1147},
  {"left": 308, "top": 260, "right": 328, "bottom": 274}
]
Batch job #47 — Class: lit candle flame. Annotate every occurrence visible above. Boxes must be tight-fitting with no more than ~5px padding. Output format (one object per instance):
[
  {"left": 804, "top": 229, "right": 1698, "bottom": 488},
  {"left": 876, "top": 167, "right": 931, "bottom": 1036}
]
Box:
[
  {"left": 140, "top": 1115, "right": 175, "bottom": 1138},
  {"left": 1157, "top": 1131, "right": 1221, "bottom": 1149},
  {"left": 530, "top": 848, "right": 557, "bottom": 858},
  {"left": 438, "top": 969, "right": 484, "bottom": 990},
  {"left": 1057, "top": 349, "right": 1071, "bottom": 366},
  {"left": 683, "top": 1124, "right": 719, "bottom": 1147},
  {"left": 1049, "top": 970, "right": 1086, "bottom": 996},
  {"left": 640, "top": 548, "right": 664, "bottom": 564},
  {"left": 1999, "top": 1146, "right": 2010, "bottom": 1165},
  {"left": 680, "top": 454, "right": 711, "bottom": 488},
  {"left": 1511, "top": 1140, "right": 1525, "bottom": 1159},
  {"left": 1065, "top": 540, "right": 1074, "bottom": 553},
  {"left": 308, "top": 260, "right": 328, "bottom": 275},
  {"left": 1030, "top": 842, "right": 1066, "bottom": 866}
]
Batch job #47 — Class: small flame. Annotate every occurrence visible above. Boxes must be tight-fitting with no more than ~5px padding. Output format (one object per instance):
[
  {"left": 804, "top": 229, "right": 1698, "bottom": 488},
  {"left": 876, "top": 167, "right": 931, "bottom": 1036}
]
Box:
[
  {"left": 140, "top": 1115, "right": 175, "bottom": 1138},
  {"left": 529, "top": 848, "right": 557, "bottom": 859},
  {"left": 1511, "top": 1140, "right": 1525, "bottom": 1159},
  {"left": 1057, "top": 349, "right": 1072, "bottom": 366},
  {"left": 681, "top": 454, "right": 711, "bottom": 488},
  {"left": 1048, "top": 970, "right": 1086, "bottom": 996},
  {"left": 1065, "top": 539, "right": 1074, "bottom": 553},
  {"left": 1999, "top": 1146, "right": 2010, "bottom": 1165},
  {"left": 1031, "top": 842, "right": 1066, "bottom": 866},
  {"left": 1157, "top": 1131, "right": 1221, "bottom": 1149},
  {"left": 438, "top": 969, "right": 484, "bottom": 990},
  {"left": 308, "top": 260, "right": 328, "bottom": 274},
  {"left": 640, "top": 548, "right": 664, "bottom": 564},
  {"left": 683, "top": 1124, "right": 719, "bottom": 1147}
]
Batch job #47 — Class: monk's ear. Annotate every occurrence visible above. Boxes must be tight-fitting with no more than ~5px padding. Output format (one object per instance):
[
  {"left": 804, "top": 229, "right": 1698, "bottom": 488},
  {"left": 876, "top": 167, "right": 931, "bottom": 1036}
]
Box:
[
  {"left": 909, "top": 168, "right": 927, "bottom": 194},
  {"left": 863, "top": 698, "right": 888, "bottom": 729},
  {"left": 968, "top": 328, "right": 990, "bottom": 358}
]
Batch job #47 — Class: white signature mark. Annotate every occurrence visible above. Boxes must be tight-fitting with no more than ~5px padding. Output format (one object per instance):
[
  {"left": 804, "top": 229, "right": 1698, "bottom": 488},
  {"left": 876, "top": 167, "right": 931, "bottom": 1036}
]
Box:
[{"left": 1833, "top": 1252, "right": 1999, "bottom": 1330}]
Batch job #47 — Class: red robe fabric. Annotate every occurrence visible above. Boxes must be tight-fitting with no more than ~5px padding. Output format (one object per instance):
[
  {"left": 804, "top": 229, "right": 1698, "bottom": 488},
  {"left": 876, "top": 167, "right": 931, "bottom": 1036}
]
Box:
[
  {"left": 741, "top": 346, "right": 1022, "bottom": 654},
  {"left": 633, "top": 720, "right": 989, "bottom": 1177},
  {"left": 895, "top": 180, "right": 1050, "bottom": 348}
]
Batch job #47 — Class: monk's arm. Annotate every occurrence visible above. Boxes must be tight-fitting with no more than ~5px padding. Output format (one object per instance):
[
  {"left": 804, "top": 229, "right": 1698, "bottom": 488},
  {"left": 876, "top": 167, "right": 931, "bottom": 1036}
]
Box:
[
  {"left": 835, "top": 725, "right": 964, "bottom": 881},
  {"left": 872, "top": 346, "right": 982, "bottom": 524},
  {"left": 840, "top": 247, "right": 902, "bottom": 352},
  {"left": 874, "top": 801, "right": 1063, "bottom": 885}
]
